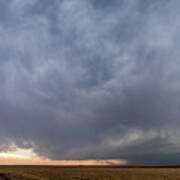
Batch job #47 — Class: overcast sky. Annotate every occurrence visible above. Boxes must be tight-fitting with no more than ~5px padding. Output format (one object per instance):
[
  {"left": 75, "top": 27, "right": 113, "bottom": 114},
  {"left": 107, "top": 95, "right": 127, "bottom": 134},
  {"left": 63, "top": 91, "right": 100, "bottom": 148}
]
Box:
[{"left": 0, "top": 0, "right": 180, "bottom": 165}]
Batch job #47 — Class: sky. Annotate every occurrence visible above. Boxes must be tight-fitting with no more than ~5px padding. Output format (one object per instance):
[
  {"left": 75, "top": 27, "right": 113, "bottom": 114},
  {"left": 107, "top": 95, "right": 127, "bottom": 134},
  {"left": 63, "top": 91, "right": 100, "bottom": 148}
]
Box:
[{"left": 0, "top": 0, "right": 180, "bottom": 165}]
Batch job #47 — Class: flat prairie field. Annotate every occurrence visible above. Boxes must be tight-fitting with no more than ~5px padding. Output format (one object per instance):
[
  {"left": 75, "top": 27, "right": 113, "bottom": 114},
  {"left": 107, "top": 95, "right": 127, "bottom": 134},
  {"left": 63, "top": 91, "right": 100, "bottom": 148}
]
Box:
[{"left": 0, "top": 166, "right": 180, "bottom": 180}]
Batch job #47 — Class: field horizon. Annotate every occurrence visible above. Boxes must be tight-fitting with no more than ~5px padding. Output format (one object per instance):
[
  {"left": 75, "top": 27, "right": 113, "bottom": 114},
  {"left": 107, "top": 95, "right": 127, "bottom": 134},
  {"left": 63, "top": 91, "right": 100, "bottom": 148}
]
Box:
[{"left": 0, "top": 165, "right": 180, "bottom": 180}]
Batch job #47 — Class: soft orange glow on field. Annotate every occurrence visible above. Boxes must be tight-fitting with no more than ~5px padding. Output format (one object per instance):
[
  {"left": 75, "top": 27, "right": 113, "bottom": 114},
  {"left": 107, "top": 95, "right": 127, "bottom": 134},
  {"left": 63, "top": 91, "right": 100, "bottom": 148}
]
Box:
[{"left": 0, "top": 148, "right": 128, "bottom": 165}]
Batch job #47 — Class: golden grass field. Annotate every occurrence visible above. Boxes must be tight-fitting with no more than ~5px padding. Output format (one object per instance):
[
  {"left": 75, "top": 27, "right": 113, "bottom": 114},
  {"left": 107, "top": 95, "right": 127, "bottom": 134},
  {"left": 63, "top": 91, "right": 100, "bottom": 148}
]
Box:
[{"left": 0, "top": 166, "right": 180, "bottom": 180}]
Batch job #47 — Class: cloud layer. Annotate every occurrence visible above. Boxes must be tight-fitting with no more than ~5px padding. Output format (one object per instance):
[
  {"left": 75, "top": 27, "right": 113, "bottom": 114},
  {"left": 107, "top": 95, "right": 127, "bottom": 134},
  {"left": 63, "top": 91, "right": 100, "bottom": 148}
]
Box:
[{"left": 0, "top": 0, "right": 180, "bottom": 164}]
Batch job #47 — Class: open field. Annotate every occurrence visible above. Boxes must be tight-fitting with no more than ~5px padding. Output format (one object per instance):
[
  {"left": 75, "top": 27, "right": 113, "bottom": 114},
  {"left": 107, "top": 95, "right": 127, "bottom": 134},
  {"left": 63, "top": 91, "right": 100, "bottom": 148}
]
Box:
[{"left": 0, "top": 166, "right": 180, "bottom": 180}]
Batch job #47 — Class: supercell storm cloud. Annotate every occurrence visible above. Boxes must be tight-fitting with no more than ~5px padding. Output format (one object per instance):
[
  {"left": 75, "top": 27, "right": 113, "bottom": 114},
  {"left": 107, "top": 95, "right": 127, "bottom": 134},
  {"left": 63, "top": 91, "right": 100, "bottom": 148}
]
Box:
[{"left": 0, "top": 0, "right": 180, "bottom": 164}]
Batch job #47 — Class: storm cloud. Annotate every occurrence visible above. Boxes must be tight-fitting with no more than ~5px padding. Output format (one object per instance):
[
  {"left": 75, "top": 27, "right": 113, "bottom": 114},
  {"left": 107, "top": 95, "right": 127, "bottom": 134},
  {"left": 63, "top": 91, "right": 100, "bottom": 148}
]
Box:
[{"left": 0, "top": 0, "right": 180, "bottom": 164}]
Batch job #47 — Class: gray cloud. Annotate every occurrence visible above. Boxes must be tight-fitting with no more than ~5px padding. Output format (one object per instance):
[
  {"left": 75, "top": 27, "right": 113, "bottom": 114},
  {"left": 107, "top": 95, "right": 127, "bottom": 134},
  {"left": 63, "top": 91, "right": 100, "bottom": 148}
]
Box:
[{"left": 0, "top": 0, "right": 180, "bottom": 164}]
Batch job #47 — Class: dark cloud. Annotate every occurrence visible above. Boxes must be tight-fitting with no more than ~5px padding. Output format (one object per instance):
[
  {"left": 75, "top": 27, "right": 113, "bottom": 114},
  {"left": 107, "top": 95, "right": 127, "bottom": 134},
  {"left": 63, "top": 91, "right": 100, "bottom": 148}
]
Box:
[
  {"left": 0, "top": 0, "right": 180, "bottom": 164},
  {"left": 92, "top": 0, "right": 125, "bottom": 11}
]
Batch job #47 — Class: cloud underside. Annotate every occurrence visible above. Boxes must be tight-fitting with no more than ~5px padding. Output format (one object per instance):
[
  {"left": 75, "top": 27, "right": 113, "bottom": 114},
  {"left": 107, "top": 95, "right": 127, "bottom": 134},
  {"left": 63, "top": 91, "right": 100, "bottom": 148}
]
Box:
[{"left": 0, "top": 0, "right": 180, "bottom": 164}]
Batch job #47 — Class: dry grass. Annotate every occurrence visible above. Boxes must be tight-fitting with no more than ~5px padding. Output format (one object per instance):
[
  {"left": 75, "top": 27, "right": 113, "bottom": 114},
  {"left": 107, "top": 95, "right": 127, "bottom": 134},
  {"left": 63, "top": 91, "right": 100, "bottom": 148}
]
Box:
[{"left": 0, "top": 166, "right": 180, "bottom": 180}]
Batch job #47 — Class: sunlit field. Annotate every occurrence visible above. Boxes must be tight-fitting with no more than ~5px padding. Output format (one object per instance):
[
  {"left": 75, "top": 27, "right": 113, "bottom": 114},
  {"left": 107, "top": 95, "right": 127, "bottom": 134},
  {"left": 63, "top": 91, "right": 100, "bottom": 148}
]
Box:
[{"left": 0, "top": 166, "right": 180, "bottom": 180}]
